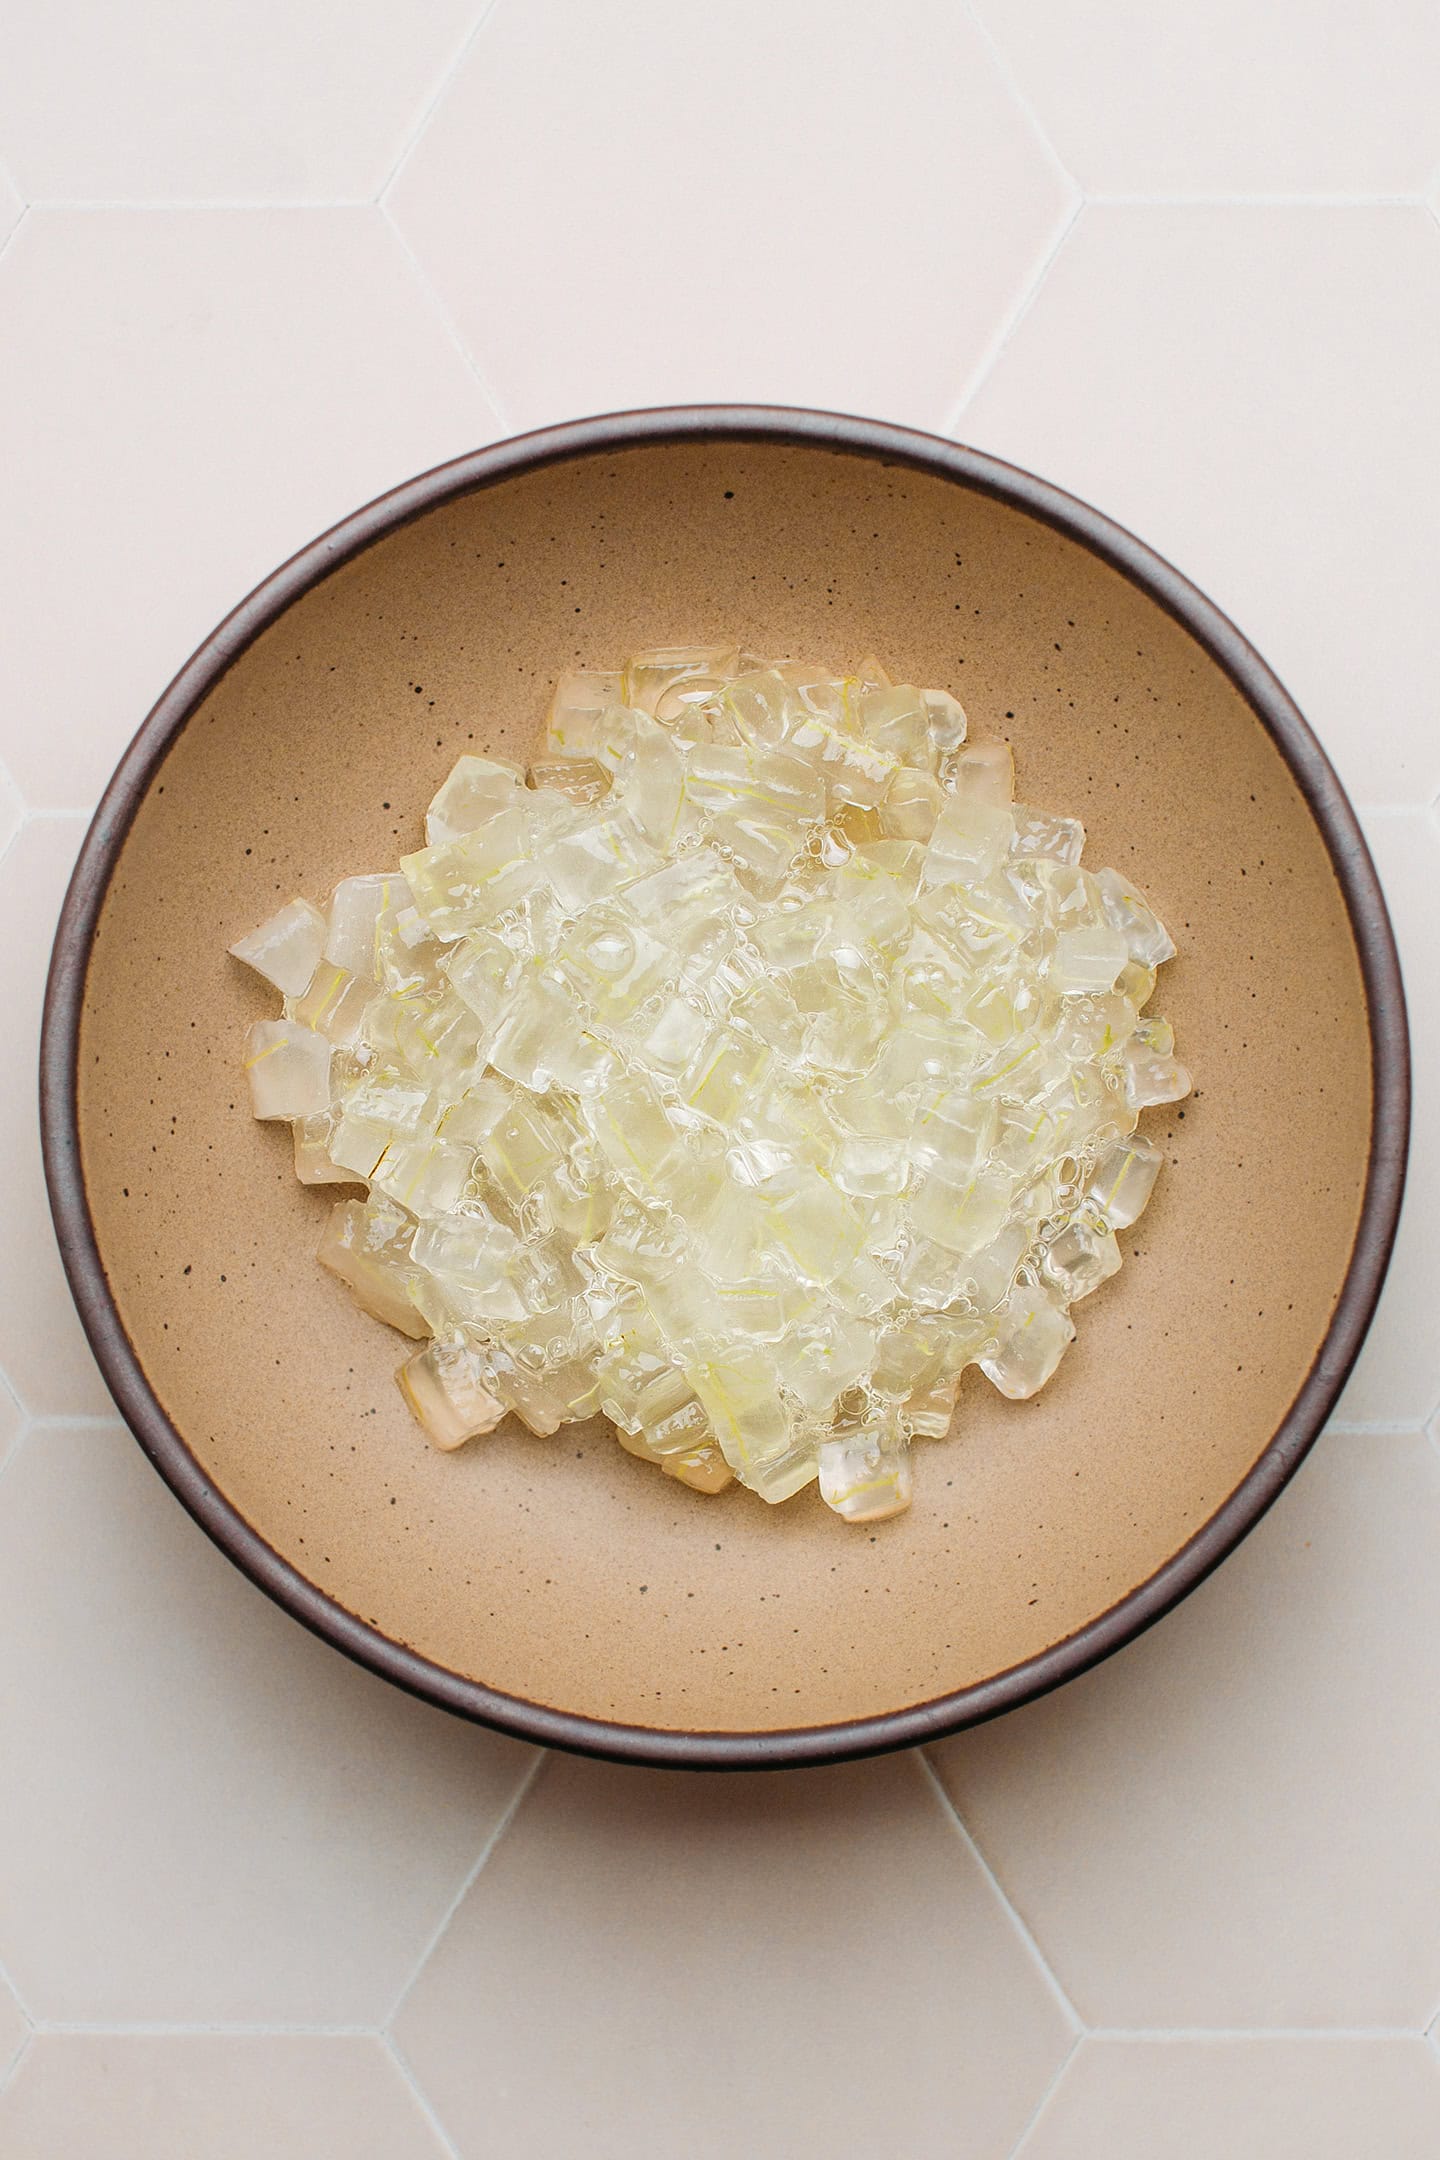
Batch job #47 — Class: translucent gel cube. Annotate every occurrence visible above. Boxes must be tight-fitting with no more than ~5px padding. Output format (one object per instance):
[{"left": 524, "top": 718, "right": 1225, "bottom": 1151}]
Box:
[
  {"left": 371, "top": 1135, "right": 476, "bottom": 1220},
  {"left": 288, "top": 961, "right": 371, "bottom": 1046},
  {"left": 909, "top": 1163, "right": 1013, "bottom": 1256},
  {"left": 380, "top": 991, "right": 484, "bottom": 1085},
  {"left": 828, "top": 1249, "right": 902, "bottom": 1322},
  {"left": 1031, "top": 864, "right": 1101, "bottom": 938},
  {"left": 632, "top": 994, "right": 713, "bottom": 1077},
  {"left": 721, "top": 670, "right": 795, "bottom": 747},
  {"left": 979, "top": 1284, "right": 1075, "bottom": 1400},
  {"left": 402, "top": 811, "right": 542, "bottom": 938},
  {"left": 546, "top": 814, "right": 660, "bottom": 914},
  {"left": 441, "top": 929, "right": 518, "bottom": 1027},
  {"left": 794, "top": 715, "right": 900, "bottom": 812},
  {"left": 1094, "top": 866, "right": 1177, "bottom": 966},
  {"left": 526, "top": 758, "right": 610, "bottom": 806},
  {"left": 905, "top": 1377, "right": 959, "bottom": 1440},
  {"left": 633, "top": 1370, "right": 712, "bottom": 1458},
  {"left": 229, "top": 896, "right": 329, "bottom": 998},
  {"left": 328, "top": 1067, "right": 429, "bottom": 1166},
  {"left": 317, "top": 1198, "right": 428, "bottom": 1338},
  {"left": 489, "top": 968, "right": 608, "bottom": 1091},
  {"left": 657, "top": 679, "right": 738, "bottom": 731},
  {"left": 1122, "top": 1041, "right": 1193, "bottom": 1110},
  {"left": 624, "top": 645, "right": 739, "bottom": 715},
  {"left": 945, "top": 740, "right": 1013, "bottom": 802},
  {"left": 726, "top": 977, "right": 807, "bottom": 1061},
  {"left": 292, "top": 1114, "right": 356, "bottom": 1186},
  {"left": 832, "top": 1136, "right": 909, "bottom": 1200},
  {"left": 396, "top": 1341, "right": 506, "bottom": 1450},
  {"left": 545, "top": 670, "right": 625, "bottom": 758},
  {"left": 1087, "top": 1132, "right": 1163, "bottom": 1229},
  {"left": 711, "top": 808, "right": 808, "bottom": 895},
  {"left": 705, "top": 1274, "right": 800, "bottom": 1341},
  {"left": 324, "top": 874, "right": 413, "bottom": 979},
  {"left": 425, "top": 755, "right": 525, "bottom": 845},
  {"left": 1055, "top": 992, "right": 1138, "bottom": 1065},
  {"left": 857, "top": 685, "right": 931, "bottom": 767},
  {"left": 679, "top": 1029, "right": 772, "bottom": 1124},
  {"left": 762, "top": 1171, "right": 864, "bottom": 1287},
  {"left": 581, "top": 1072, "right": 683, "bottom": 1196},
  {"left": 818, "top": 1423, "right": 913, "bottom": 1523},
  {"left": 1041, "top": 1214, "right": 1122, "bottom": 1301},
  {"left": 922, "top": 687, "right": 969, "bottom": 759},
  {"left": 558, "top": 905, "right": 678, "bottom": 1023},
  {"left": 611, "top": 714, "right": 689, "bottom": 848},
  {"left": 484, "top": 1348, "right": 570, "bottom": 1437},
  {"left": 684, "top": 741, "right": 826, "bottom": 826},
  {"left": 244, "top": 1020, "right": 332, "bottom": 1120},
  {"left": 879, "top": 768, "right": 943, "bottom": 840},
  {"left": 785, "top": 1310, "right": 878, "bottom": 1415},
  {"left": 685, "top": 1344, "right": 794, "bottom": 1477},
  {"left": 745, "top": 1440, "right": 820, "bottom": 1504},
  {"left": 963, "top": 1221, "right": 1032, "bottom": 1314},
  {"left": 479, "top": 1095, "right": 571, "bottom": 1209},
  {"left": 909, "top": 1090, "right": 998, "bottom": 1177},
  {"left": 662, "top": 1442, "right": 734, "bottom": 1494},
  {"left": 1011, "top": 806, "right": 1085, "bottom": 865},
  {"left": 1051, "top": 925, "right": 1129, "bottom": 995},
  {"left": 411, "top": 1213, "right": 529, "bottom": 1326},
  {"left": 624, "top": 848, "right": 744, "bottom": 955}
]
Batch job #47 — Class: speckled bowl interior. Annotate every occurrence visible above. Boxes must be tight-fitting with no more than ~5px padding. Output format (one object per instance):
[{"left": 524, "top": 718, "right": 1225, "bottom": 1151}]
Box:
[{"left": 47, "top": 414, "right": 1404, "bottom": 1765}]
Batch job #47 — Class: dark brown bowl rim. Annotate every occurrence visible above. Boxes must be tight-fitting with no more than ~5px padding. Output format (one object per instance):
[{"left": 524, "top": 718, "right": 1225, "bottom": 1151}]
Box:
[{"left": 40, "top": 405, "right": 1410, "bottom": 1770}]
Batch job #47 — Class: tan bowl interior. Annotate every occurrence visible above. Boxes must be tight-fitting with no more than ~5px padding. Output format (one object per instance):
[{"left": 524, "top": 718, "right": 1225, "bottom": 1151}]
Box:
[{"left": 77, "top": 439, "right": 1370, "bottom": 1736}]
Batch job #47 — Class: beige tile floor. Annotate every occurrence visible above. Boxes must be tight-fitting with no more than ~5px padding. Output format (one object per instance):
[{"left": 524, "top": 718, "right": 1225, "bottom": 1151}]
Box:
[{"left": 1, "top": 5, "right": 1437, "bottom": 2154}]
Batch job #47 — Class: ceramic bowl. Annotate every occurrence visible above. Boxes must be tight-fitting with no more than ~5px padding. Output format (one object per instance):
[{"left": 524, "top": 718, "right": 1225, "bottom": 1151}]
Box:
[{"left": 41, "top": 409, "right": 1408, "bottom": 1767}]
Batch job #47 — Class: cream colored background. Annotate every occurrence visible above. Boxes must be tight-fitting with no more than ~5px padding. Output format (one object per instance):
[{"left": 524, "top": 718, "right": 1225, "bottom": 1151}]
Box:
[{"left": 1, "top": 4, "right": 1439, "bottom": 2154}]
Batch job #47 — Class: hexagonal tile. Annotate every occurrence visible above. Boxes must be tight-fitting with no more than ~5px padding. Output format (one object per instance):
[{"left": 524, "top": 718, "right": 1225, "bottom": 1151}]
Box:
[
  {"left": 0, "top": 1422, "right": 537, "bottom": 2022},
  {"left": 0, "top": 1, "right": 480, "bottom": 203},
  {"left": 393, "top": 1749, "right": 1073, "bottom": 2160},
  {"left": 1334, "top": 812, "right": 1438, "bottom": 1424},
  {"left": 0, "top": 209, "right": 499, "bottom": 810},
  {"left": 0, "top": 1970, "right": 26, "bottom": 2089},
  {"left": 389, "top": 0, "right": 1074, "bottom": 432},
  {"left": 962, "top": 205, "right": 1440, "bottom": 808},
  {"left": 0, "top": 816, "right": 111, "bottom": 1416},
  {"left": 972, "top": 2, "right": 1440, "bottom": 196},
  {"left": 931, "top": 1430, "right": 1440, "bottom": 2027},
  {"left": 1019, "top": 2037, "right": 1440, "bottom": 2160},
  {"left": 0, "top": 2036, "right": 450, "bottom": 2159}
]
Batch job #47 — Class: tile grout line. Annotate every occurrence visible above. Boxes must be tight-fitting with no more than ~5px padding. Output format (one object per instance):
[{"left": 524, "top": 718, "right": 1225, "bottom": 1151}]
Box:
[
  {"left": 382, "top": 1747, "right": 547, "bottom": 2031},
  {"left": 1090, "top": 2025, "right": 1428, "bottom": 2043},
  {"left": 1086, "top": 191, "right": 1427, "bottom": 208},
  {"left": 383, "top": 2030, "right": 463, "bottom": 2160},
  {"left": 917, "top": 1751, "right": 1084, "bottom": 2033},
  {"left": 25, "top": 1415, "right": 123, "bottom": 1433},
  {"left": 376, "top": 0, "right": 505, "bottom": 204},
  {"left": 941, "top": 193, "right": 1084, "bottom": 437},
  {"left": 0, "top": 2033, "right": 34, "bottom": 2104},
  {"left": 380, "top": 201, "right": 516, "bottom": 434},
  {"left": 1005, "top": 2031, "right": 1082, "bottom": 2160},
  {"left": 0, "top": 202, "right": 29, "bottom": 273},
  {"left": 25, "top": 197, "right": 371, "bottom": 213},
  {"left": 31, "top": 2020, "right": 381, "bottom": 2038},
  {"left": 961, "top": 0, "right": 1080, "bottom": 196}
]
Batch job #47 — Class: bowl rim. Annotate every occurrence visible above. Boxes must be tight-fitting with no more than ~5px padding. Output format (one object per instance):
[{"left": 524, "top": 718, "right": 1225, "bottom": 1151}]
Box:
[{"left": 40, "top": 404, "right": 1410, "bottom": 1770}]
